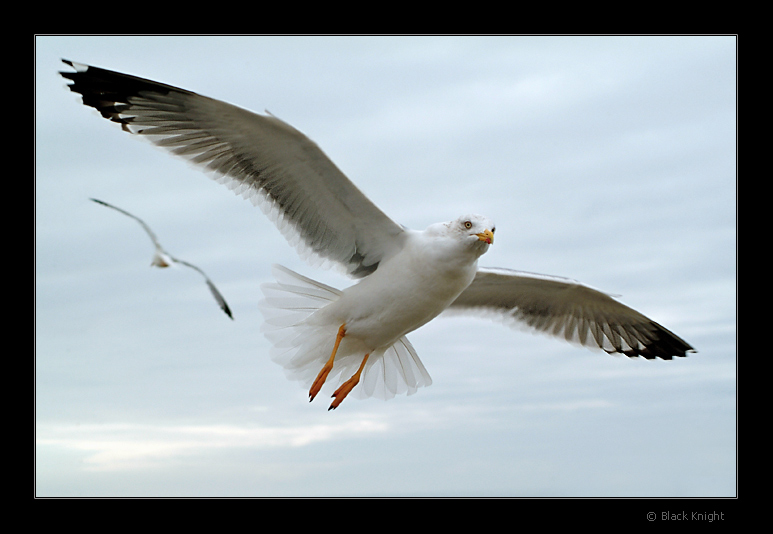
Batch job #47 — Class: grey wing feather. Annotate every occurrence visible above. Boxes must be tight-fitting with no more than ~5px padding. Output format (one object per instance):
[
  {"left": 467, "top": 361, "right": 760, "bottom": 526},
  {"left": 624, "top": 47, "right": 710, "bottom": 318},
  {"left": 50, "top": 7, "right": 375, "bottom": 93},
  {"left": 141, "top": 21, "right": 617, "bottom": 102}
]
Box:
[
  {"left": 449, "top": 267, "right": 694, "bottom": 360},
  {"left": 64, "top": 60, "right": 406, "bottom": 278}
]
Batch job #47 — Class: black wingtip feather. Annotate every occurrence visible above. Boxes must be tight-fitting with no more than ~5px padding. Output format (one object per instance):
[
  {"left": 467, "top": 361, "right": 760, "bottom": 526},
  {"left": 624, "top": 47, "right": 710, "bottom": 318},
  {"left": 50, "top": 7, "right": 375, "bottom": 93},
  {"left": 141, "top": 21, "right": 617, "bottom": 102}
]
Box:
[
  {"left": 59, "top": 59, "right": 195, "bottom": 128},
  {"left": 621, "top": 322, "right": 695, "bottom": 360}
]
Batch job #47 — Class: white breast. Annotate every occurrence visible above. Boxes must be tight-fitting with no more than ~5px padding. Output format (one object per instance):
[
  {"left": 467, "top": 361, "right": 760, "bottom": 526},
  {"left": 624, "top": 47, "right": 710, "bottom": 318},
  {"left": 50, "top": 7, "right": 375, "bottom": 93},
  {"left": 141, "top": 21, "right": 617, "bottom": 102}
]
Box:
[{"left": 317, "top": 230, "right": 481, "bottom": 350}]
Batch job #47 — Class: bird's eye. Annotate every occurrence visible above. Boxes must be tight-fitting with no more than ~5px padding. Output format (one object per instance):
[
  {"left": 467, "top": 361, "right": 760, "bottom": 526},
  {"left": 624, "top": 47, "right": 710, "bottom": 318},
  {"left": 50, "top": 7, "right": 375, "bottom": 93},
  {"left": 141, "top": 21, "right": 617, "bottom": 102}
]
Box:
[
  {"left": 491, "top": 227, "right": 496, "bottom": 233},
  {"left": 464, "top": 221, "right": 472, "bottom": 229}
]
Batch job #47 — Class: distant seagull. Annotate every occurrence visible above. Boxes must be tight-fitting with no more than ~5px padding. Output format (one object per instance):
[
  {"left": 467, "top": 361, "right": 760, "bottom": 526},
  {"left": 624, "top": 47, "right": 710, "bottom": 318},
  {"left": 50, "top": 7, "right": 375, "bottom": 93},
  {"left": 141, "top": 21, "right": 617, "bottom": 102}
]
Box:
[
  {"left": 90, "top": 198, "right": 233, "bottom": 320},
  {"left": 65, "top": 61, "right": 693, "bottom": 410}
]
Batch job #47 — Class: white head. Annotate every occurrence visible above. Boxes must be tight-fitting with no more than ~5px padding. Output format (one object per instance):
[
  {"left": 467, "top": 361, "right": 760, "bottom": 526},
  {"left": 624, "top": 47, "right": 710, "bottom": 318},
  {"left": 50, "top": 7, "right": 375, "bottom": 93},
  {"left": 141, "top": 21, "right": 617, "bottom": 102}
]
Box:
[
  {"left": 425, "top": 214, "right": 495, "bottom": 252},
  {"left": 455, "top": 214, "right": 495, "bottom": 246}
]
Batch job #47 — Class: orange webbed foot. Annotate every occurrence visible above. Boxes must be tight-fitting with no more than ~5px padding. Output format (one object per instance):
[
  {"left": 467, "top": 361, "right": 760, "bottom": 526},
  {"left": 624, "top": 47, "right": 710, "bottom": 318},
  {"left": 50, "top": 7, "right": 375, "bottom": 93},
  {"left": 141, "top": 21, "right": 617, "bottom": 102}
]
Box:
[
  {"left": 328, "top": 353, "right": 369, "bottom": 411},
  {"left": 308, "top": 324, "right": 346, "bottom": 403}
]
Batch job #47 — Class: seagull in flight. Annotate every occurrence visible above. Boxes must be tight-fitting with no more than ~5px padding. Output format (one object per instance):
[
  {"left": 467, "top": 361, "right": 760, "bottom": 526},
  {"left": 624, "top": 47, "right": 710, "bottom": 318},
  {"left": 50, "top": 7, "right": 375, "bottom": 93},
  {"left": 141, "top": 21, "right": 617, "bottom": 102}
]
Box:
[
  {"left": 90, "top": 197, "right": 233, "bottom": 320},
  {"left": 61, "top": 60, "right": 694, "bottom": 410}
]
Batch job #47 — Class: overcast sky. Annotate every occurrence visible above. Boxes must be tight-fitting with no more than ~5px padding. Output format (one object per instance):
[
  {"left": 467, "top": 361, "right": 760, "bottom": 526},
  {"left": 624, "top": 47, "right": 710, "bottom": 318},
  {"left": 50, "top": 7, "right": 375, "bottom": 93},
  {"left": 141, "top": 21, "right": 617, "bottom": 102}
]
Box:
[{"left": 35, "top": 35, "right": 736, "bottom": 498}]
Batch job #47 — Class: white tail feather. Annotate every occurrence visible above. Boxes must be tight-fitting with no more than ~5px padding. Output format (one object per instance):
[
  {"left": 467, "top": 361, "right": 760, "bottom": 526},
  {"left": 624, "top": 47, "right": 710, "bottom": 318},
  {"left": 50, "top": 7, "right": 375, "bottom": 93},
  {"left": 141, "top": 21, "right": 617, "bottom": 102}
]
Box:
[{"left": 258, "top": 265, "right": 432, "bottom": 400}]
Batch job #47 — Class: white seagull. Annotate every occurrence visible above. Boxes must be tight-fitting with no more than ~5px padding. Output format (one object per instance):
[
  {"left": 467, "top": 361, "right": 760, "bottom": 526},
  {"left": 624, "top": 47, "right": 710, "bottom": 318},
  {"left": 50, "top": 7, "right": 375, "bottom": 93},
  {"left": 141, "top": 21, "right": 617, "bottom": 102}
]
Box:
[
  {"left": 90, "top": 197, "right": 233, "bottom": 320},
  {"left": 61, "top": 60, "right": 694, "bottom": 410}
]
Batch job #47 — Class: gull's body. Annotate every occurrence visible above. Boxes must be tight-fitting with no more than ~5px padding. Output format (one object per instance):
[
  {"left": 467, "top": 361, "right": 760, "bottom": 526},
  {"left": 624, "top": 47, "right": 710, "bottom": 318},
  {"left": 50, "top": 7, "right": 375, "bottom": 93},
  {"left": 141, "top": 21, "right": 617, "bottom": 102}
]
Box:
[
  {"left": 320, "top": 222, "right": 488, "bottom": 349},
  {"left": 61, "top": 60, "right": 694, "bottom": 409}
]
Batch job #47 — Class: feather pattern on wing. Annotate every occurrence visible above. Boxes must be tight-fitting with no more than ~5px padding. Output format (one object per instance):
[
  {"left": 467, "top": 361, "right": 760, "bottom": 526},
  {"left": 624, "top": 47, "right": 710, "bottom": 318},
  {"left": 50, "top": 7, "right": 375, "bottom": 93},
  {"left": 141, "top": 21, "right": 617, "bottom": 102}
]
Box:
[
  {"left": 62, "top": 60, "right": 406, "bottom": 278},
  {"left": 449, "top": 267, "right": 694, "bottom": 359}
]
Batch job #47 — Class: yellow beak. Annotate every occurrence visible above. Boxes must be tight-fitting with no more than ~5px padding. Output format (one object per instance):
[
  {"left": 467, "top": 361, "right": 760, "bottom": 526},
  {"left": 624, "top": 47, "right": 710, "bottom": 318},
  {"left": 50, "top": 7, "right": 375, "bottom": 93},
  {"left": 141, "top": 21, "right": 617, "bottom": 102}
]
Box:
[{"left": 476, "top": 229, "right": 494, "bottom": 245}]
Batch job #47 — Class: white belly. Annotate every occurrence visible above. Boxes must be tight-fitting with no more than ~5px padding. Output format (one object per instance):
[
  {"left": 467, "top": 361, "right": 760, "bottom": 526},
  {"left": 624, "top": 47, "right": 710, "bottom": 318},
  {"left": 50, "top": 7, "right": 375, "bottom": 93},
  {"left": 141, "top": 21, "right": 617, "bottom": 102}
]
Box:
[{"left": 313, "top": 234, "right": 479, "bottom": 351}]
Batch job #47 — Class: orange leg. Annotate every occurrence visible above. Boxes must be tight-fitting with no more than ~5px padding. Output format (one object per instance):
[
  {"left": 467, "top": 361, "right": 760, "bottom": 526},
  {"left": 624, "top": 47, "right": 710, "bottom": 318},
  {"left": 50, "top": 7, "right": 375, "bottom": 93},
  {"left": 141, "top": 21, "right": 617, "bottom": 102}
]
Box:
[
  {"left": 329, "top": 353, "right": 370, "bottom": 411},
  {"left": 309, "top": 324, "right": 346, "bottom": 402}
]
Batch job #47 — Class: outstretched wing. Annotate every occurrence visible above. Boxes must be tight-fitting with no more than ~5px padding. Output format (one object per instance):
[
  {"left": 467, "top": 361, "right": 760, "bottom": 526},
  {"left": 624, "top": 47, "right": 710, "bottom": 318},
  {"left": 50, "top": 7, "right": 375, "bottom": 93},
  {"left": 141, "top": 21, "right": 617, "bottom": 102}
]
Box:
[
  {"left": 449, "top": 267, "right": 694, "bottom": 359},
  {"left": 90, "top": 198, "right": 163, "bottom": 249},
  {"left": 63, "top": 60, "right": 406, "bottom": 278},
  {"left": 173, "top": 258, "right": 234, "bottom": 320}
]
